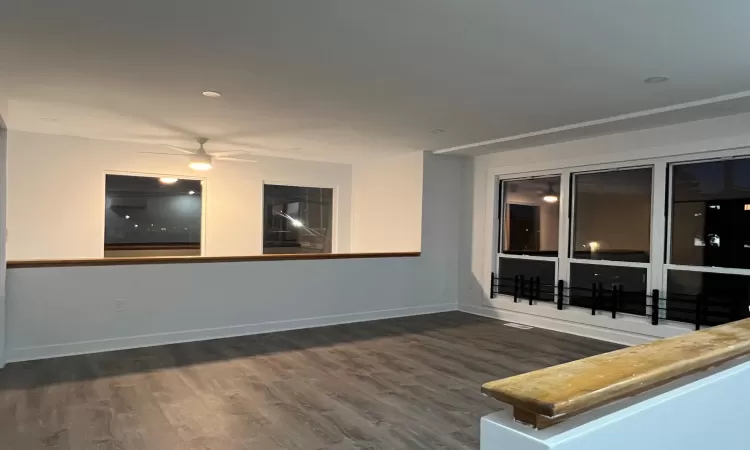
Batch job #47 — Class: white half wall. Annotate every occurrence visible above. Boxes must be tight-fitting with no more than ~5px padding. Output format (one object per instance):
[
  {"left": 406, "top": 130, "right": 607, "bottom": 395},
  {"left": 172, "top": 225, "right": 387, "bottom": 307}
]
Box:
[
  {"left": 462, "top": 112, "right": 750, "bottom": 343},
  {"left": 5, "top": 257, "right": 453, "bottom": 361},
  {"left": 4, "top": 151, "right": 464, "bottom": 361},
  {"left": 351, "top": 151, "right": 424, "bottom": 252},
  {"left": 481, "top": 357, "right": 750, "bottom": 450},
  {"left": 7, "top": 131, "right": 353, "bottom": 259}
]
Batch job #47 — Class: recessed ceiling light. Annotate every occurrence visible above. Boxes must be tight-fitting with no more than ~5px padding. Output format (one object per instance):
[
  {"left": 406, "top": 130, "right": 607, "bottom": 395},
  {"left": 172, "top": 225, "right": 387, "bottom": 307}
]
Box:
[
  {"left": 159, "top": 177, "right": 178, "bottom": 184},
  {"left": 644, "top": 76, "right": 669, "bottom": 84},
  {"left": 188, "top": 190, "right": 196, "bottom": 195},
  {"left": 202, "top": 90, "right": 222, "bottom": 98}
]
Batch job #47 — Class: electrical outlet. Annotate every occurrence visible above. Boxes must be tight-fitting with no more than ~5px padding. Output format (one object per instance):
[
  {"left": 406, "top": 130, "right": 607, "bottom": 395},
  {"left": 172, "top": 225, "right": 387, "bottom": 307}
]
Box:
[{"left": 114, "top": 298, "right": 126, "bottom": 312}]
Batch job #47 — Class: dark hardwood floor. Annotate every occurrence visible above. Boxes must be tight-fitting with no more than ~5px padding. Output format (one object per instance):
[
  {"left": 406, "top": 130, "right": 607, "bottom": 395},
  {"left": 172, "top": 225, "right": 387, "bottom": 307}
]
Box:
[{"left": 0, "top": 312, "right": 620, "bottom": 449}]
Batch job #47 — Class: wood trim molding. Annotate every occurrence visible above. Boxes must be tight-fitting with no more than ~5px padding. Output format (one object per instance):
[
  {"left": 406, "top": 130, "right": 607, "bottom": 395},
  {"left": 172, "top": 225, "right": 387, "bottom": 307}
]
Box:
[
  {"left": 7, "top": 252, "right": 421, "bottom": 269},
  {"left": 481, "top": 317, "right": 750, "bottom": 429}
]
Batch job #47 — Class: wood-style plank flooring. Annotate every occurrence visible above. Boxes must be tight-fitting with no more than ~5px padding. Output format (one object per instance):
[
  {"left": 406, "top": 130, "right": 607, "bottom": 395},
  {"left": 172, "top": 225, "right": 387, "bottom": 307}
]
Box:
[{"left": 0, "top": 312, "right": 620, "bottom": 449}]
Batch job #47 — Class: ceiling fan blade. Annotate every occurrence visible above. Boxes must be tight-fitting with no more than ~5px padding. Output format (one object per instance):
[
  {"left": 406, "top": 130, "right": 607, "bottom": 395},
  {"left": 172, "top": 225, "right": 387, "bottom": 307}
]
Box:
[
  {"left": 209, "top": 150, "right": 250, "bottom": 157},
  {"left": 137, "top": 151, "right": 186, "bottom": 157},
  {"left": 165, "top": 145, "right": 195, "bottom": 154},
  {"left": 217, "top": 157, "right": 258, "bottom": 163}
]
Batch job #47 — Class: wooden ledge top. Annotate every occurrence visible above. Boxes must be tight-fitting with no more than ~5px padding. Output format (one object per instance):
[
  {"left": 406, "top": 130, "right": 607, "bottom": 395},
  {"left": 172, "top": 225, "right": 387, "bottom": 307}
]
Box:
[
  {"left": 7, "top": 252, "right": 421, "bottom": 268},
  {"left": 482, "top": 318, "right": 750, "bottom": 429}
]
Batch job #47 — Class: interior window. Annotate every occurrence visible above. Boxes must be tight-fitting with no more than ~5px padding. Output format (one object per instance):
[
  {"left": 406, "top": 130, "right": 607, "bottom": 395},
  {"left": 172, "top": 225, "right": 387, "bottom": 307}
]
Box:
[
  {"left": 263, "top": 184, "right": 334, "bottom": 254},
  {"left": 104, "top": 174, "right": 202, "bottom": 257}
]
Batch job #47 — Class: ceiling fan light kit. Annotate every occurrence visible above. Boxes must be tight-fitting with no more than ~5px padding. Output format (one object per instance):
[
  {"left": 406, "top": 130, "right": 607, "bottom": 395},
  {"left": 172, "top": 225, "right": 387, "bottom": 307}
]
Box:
[
  {"left": 137, "top": 137, "right": 257, "bottom": 171},
  {"left": 189, "top": 153, "right": 213, "bottom": 171}
]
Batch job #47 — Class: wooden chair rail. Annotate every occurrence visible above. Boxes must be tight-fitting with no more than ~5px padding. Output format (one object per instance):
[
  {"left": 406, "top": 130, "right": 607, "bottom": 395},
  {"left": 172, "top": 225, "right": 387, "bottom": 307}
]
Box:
[
  {"left": 482, "top": 318, "right": 750, "bottom": 429},
  {"left": 7, "top": 252, "right": 421, "bottom": 268}
]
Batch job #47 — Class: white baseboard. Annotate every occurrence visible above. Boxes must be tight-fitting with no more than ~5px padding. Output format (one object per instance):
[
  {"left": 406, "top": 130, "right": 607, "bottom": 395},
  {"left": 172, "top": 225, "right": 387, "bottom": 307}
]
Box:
[
  {"left": 8, "top": 303, "right": 458, "bottom": 363},
  {"left": 458, "top": 303, "right": 688, "bottom": 346}
]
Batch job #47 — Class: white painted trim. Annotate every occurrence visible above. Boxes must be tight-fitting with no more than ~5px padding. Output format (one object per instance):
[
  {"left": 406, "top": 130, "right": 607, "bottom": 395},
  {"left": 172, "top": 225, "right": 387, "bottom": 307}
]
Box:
[
  {"left": 499, "top": 254, "right": 558, "bottom": 262},
  {"left": 482, "top": 167, "right": 499, "bottom": 301},
  {"left": 460, "top": 300, "right": 693, "bottom": 346},
  {"left": 6, "top": 303, "right": 457, "bottom": 363},
  {"left": 434, "top": 90, "right": 750, "bottom": 154},
  {"left": 558, "top": 170, "right": 572, "bottom": 284},
  {"left": 568, "top": 258, "right": 651, "bottom": 269},
  {"left": 664, "top": 264, "right": 750, "bottom": 276}
]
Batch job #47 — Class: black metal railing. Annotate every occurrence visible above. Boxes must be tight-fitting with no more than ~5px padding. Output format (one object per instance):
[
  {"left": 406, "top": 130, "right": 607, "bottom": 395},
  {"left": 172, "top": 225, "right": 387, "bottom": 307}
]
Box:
[{"left": 490, "top": 272, "right": 745, "bottom": 330}]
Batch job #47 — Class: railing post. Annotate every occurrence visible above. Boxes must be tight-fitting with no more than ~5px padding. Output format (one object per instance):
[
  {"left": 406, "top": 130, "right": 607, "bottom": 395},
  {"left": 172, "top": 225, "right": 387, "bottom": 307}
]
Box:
[
  {"left": 591, "top": 282, "right": 598, "bottom": 315},
  {"left": 651, "top": 289, "right": 659, "bottom": 325},
  {"left": 528, "top": 276, "right": 535, "bottom": 305},
  {"left": 695, "top": 293, "right": 705, "bottom": 331},
  {"left": 611, "top": 285, "right": 619, "bottom": 319},
  {"left": 490, "top": 272, "right": 496, "bottom": 299},
  {"left": 557, "top": 280, "right": 564, "bottom": 310},
  {"left": 513, "top": 275, "right": 520, "bottom": 303}
]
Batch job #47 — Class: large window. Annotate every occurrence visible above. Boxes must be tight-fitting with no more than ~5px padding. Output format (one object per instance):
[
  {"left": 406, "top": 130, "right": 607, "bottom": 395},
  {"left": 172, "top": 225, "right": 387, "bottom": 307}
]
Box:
[
  {"left": 263, "top": 184, "right": 334, "bottom": 254},
  {"left": 571, "top": 168, "right": 652, "bottom": 263},
  {"left": 105, "top": 174, "right": 202, "bottom": 257},
  {"left": 496, "top": 176, "right": 561, "bottom": 303},
  {"left": 567, "top": 168, "right": 652, "bottom": 315},
  {"left": 502, "top": 177, "right": 560, "bottom": 257},
  {"left": 666, "top": 157, "right": 750, "bottom": 326},
  {"left": 491, "top": 154, "right": 750, "bottom": 327},
  {"left": 670, "top": 158, "right": 750, "bottom": 269}
]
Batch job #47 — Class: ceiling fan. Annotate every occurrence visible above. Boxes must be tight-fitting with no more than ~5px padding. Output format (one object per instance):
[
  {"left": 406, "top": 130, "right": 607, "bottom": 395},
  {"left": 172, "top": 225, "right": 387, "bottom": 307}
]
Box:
[{"left": 138, "top": 137, "right": 257, "bottom": 171}]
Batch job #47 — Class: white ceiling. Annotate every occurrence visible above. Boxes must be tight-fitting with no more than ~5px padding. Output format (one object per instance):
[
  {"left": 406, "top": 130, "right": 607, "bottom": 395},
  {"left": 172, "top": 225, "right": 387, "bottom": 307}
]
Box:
[{"left": 2, "top": 1, "right": 750, "bottom": 162}]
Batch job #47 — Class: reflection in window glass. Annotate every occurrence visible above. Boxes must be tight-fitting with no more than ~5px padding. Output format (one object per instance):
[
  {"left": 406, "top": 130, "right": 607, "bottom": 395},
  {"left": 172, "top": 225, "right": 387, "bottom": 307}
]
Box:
[
  {"left": 264, "top": 185, "right": 333, "bottom": 254},
  {"left": 502, "top": 177, "right": 560, "bottom": 257},
  {"left": 666, "top": 270, "right": 750, "bottom": 326},
  {"left": 496, "top": 257, "right": 556, "bottom": 301},
  {"left": 572, "top": 168, "right": 652, "bottom": 262},
  {"left": 569, "top": 264, "right": 647, "bottom": 316},
  {"left": 104, "top": 175, "right": 202, "bottom": 257},
  {"left": 671, "top": 159, "right": 750, "bottom": 269}
]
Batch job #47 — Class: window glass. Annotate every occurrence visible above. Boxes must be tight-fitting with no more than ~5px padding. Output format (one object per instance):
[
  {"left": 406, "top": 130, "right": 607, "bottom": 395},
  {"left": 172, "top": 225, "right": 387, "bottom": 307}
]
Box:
[
  {"left": 264, "top": 185, "right": 334, "bottom": 254},
  {"left": 666, "top": 270, "right": 750, "bottom": 326},
  {"left": 496, "top": 257, "right": 556, "bottom": 302},
  {"left": 572, "top": 168, "right": 652, "bottom": 262},
  {"left": 502, "top": 176, "right": 560, "bottom": 256},
  {"left": 671, "top": 158, "right": 750, "bottom": 269},
  {"left": 569, "top": 263, "right": 647, "bottom": 316},
  {"left": 105, "top": 175, "right": 202, "bottom": 257}
]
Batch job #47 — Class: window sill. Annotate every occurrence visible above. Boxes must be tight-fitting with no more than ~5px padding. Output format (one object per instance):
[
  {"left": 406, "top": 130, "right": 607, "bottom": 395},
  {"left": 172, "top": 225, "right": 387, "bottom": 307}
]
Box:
[{"left": 7, "top": 252, "right": 421, "bottom": 269}]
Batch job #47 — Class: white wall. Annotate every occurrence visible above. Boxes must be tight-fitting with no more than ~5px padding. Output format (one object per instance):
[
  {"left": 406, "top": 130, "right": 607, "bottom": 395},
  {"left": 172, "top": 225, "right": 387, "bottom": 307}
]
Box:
[
  {"left": 461, "top": 112, "right": 750, "bottom": 344},
  {"left": 351, "top": 151, "right": 424, "bottom": 252},
  {"left": 7, "top": 131, "right": 353, "bottom": 259},
  {"left": 481, "top": 357, "right": 750, "bottom": 450},
  {"left": 0, "top": 128, "right": 7, "bottom": 367},
  {"left": 4, "top": 151, "right": 464, "bottom": 361}
]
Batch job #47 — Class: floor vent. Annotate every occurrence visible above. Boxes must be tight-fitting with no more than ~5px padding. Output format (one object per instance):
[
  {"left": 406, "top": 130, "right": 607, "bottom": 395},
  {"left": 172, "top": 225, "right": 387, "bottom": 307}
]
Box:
[{"left": 504, "top": 323, "right": 534, "bottom": 330}]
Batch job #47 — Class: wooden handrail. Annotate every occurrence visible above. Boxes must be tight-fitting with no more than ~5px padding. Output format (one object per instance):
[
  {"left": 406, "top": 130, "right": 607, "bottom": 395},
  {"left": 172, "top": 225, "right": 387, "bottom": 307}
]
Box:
[
  {"left": 7, "top": 252, "right": 420, "bottom": 268},
  {"left": 482, "top": 318, "right": 750, "bottom": 429}
]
